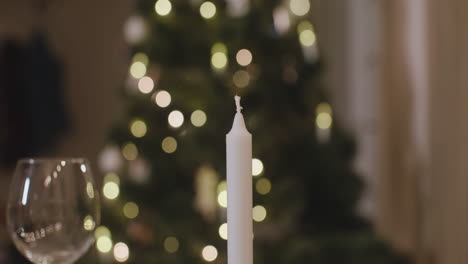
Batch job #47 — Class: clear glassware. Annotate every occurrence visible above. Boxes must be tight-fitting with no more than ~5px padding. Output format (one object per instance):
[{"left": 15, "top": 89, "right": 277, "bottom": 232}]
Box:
[{"left": 6, "top": 158, "right": 100, "bottom": 264}]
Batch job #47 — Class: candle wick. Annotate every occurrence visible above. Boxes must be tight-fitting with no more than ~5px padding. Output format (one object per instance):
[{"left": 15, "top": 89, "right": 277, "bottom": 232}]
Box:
[{"left": 235, "top": 95, "right": 243, "bottom": 113}]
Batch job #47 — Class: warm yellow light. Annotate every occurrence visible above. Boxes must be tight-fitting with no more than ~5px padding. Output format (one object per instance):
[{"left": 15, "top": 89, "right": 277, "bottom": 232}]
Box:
[
  {"left": 155, "top": 90, "right": 171, "bottom": 108},
  {"left": 162, "top": 137, "right": 178, "bottom": 153},
  {"left": 138, "top": 76, "right": 154, "bottom": 94},
  {"left": 191, "top": 110, "right": 207, "bottom": 127},
  {"left": 123, "top": 202, "right": 139, "bottom": 219},
  {"left": 218, "top": 223, "right": 228, "bottom": 240},
  {"left": 253, "top": 205, "right": 267, "bottom": 222},
  {"left": 211, "top": 52, "right": 228, "bottom": 69},
  {"left": 217, "top": 180, "right": 227, "bottom": 193},
  {"left": 86, "top": 182, "right": 95, "bottom": 198},
  {"left": 200, "top": 1, "right": 216, "bottom": 19},
  {"left": 95, "top": 226, "right": 111, "bottom": 240},
  {"left": 202, "top": 245, "right": 218, "bottom": 262},
  {"left": 132, "top": 52, "right": 149, "bottom": 66},
  {"left": 256, "top": 178, "right": 272, "bottom": 195},
  {"left": 290, "top": 0, "right": 310, "bottom": 16},
  {"left": 236, "top": 49, "right": 253, "bottom": 66},
  {"left": 104, "top": 172, "right": 120, "bottom": 185},
  {"left": 103, "top": 182, "right": 120, "bottom": 200},
  {"left": 252, "top": 158, "right": 264, "bottom": 176},
  {"left": 299, "top": 30, "right": 316, "bottom": 47},
  {"left": 83, "top": 215, "right": 96, "bottom": 231},
  {"left": 130, "top": 61, "right": 147, "bottom": 79},
  {"left": 155, "top": 0, "right": 172, "bottom": 16},
  {"left": 164, "top": 236, "right": 179, "bottom": 253},
  {"left": 168, "top": 110, "right": 184, "bottom": 128},
  {"left": 130, "top": 119, "right": 147, "bottom": 138},
  {"left": 233, "top": 70, "right": 250, "bottom": 88},
  {"left": 211, "top": 43, "right": 227, "bottom": 54},
  {"left": 217, "top": 190, "right": 227, "bottom": 208},
  {"left": 97, "top": 236, "right": 113, "bottom": 253},
  {"left": 122, "top": 143, "right": 138, "bottom": 161},
  {"left": 297, "top": 20, "right": 313, "bottom": 33},
  {"left": 316, "top": 103, "right": 333, "bottom": 129},
  {"left": 114, "top": 242, "right": 130, "bottom": 262}
]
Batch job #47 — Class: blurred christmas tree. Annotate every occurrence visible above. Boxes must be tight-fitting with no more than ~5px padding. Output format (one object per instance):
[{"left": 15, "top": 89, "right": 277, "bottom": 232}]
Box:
[{"left": 85, "top": 0, "right": 409, "bottom": 263}]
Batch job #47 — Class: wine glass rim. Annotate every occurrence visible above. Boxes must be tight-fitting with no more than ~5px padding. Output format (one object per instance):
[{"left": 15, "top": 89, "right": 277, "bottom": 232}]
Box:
[{"left": 17, "top": 158, "right": 89, "bottom": 164}]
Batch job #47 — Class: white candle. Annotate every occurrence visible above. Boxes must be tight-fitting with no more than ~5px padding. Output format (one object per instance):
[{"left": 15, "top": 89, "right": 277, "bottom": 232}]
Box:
[{"left": 226, "top": 95, "right": 253, "bottom": 264}]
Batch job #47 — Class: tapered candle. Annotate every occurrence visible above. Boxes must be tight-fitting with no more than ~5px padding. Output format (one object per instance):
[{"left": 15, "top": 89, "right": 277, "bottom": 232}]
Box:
[{"left": 226, "top": 95, "right": 252, "bottom": 264}]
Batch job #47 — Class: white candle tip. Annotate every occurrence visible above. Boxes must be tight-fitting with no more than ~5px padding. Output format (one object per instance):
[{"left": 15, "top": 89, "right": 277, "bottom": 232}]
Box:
[{"left": 235, "top": 96, "right": 243, "bottom": 113}]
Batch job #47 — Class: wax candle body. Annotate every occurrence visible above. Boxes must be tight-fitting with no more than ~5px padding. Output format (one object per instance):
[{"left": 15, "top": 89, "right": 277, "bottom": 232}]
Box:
[{"left": 226, "top": 96, "right": 252, "bottom": 264}]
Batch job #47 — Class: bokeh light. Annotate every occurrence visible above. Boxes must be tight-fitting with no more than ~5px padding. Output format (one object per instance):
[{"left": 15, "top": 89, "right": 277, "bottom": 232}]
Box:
[
  {"left": 83, "top": 215, "right": 96, "bottom": 231},
  {"left": 155, "top": 0, "right": 172, "bottom": 16},
  {"left": 162, "top": 137, "right": 178, "bottom": 153},
  {"left": 123, "top": 202, "right": 139, "bottom": 219},
  {"left": 200, "top": 1, "right": 216, "bottom": 19},
  {"left": 253, "top": 205, "right": 267, "bottom": 222},
  {"left": 297, "top": 20, "right": 313, "bottom": 33},
  {"left": 211, "top": 52, "right": 228, "bottom": 69},
  {"left": 104, "top": 172, "right": 120, "bottom": 185},
  {"left": 132, "top": 52, "right": 149, "bottom": 66},
  {"left": 202, "top": 245, "right": 218, "bottom": 262},
  {"left": 252, "top": 158, "right": 264, "bottom": 176},
  {"left": 211, "top": 42, "right": 227, "bottom": 54},
  {"left": 122, "top": 143, "right": 138, "bottom": 161},
  {"left": 155, "top": 90, "right": 171, "bottom": 108},
  {"left": 236, "top": 49, "right": 253, "bottom": 66},
  {"left": 168, "top": 110, "right": 184, "bottom": 128},
  {"left": 130, "top": 119, "right": 147, "bottom": 138},
  {"left": 290, "top": 0, "right": 310, "bottom": 16},
  {"left": 218, "top": 223, "right": 228, "bottom": 240},
  {"left": 164, "top": 236, "right": 179, "bottom": 253},
  {"left": 124, "top": 16, "right": 147, "bottom": 44},
  {"left": 217, "top": 180, "right": 227, "bottom": 193},
  {"left": 97, "top": 236, "right": 113, "bottom": 253},
  {"left": 316, "top": 103, "right": 333, "bottom": 129},
  {"left": 256, "top": 178, "right": 272, "bottom": 195},
  {"left": 273, "top": 6, "right": 291, "bottom": 35},
  {"left": 191, "top": 110, "right": 207, "bottom": 127},
  {"left": 299, "top": 30, "right": 316, "bottom": 47},
  {"left": 233, "top": 70, "right": 250, "bottom": 88},
  {"left": 217, "top": 190, "right": 227, "bottom": 208},
  {"left": 95, "top": 226, "right": 111, "bottom": 240},
  {"left": 103, "top": 182, "right": 120, "bottom": 200},
  {"left": 129, "top": 61, "right": 146, "bottom": 79},
  {"left": 138, "top": 76, "right": 154, "bottom": 94},
  {"left": 114, "top": 242, "right": 130, "bottom": 262}
]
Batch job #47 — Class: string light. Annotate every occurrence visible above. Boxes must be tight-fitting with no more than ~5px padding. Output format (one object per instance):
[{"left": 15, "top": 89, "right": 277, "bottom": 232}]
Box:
[
  {"left": 103, "top": 182, "right": 120, "bottom": 200},
  {"left": 316, "top": 103, "right": 333, "bottom": 129},
  {"left": 256, "top": 178, "right": 272, "bottom": 195},
  {"left": 129, "top": 62, "right": 146, "bottom": 79},
  {"left": 253, "top": 205, "right": 267, "bottom": 222},
  {"left": 218, "top": 223, "right": 228, "bottom": 240},
  {"left": 162, "top": 137, "right": 178, "bottom": 153},
  {"left": 201, "top": 245, "right": 218, "bottom": 262},
  {"left": 114, "top": 242, "right": 130, "bottom": 262},
  {"left": 191, "top": 110, "right": 207, "bottom": 127},
  {"left": 252, "top": 158, "right": 264, "bottom": 176},
  {"left": 130, "top": 119, "right": 148, "bottom": 138},
  {"left": 290, "top": 0, "right": 310, "bottom": 16},
  {"left": 155, "top": 0, "right": 172, "bottom": 16},
  {"left": 217, "top": 190, "right": 227, "bottom": 208},
  {"left": 83, "top": 215, "right": 96, "bottom": 231},
  {"left": 97, "top": 236, "right": 113, "bottom": 253},
  {"left": 154, "top": 90, "right": 171, "bottom": 108},
  {"left": 138, "top": 76, "right": 154, "bottom": 94},
  {"left": 122, "top": 143, "right": 138, "bottom": 161},
  {"left": 164, "top": 236, "right": 179, "bottom": 253},
  {"left": 168, "top": 110, "right": 184, "bottom": 128},
  {"left": 200, "top": 1, "right": 216, "bottom": 19},
  {"left": 123, "top": 202, "right": 139, "bottom": 219},
  {"left": 236, "top": 49, "right": 253, "bottom": 66},
  {"left": 233, "top": 70, "right": 250, "bottom": 88}
]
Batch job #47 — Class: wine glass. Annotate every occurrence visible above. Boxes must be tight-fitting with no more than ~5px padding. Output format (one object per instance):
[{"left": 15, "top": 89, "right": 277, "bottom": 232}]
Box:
[{"left": 6, "top": 158, "right": 100, "bottom": 264}]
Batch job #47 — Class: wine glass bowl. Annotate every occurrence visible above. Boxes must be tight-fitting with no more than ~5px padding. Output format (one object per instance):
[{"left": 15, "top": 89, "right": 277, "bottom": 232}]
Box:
[{"left": 7, "top": 158, "right": 100, "bottom": 264}]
